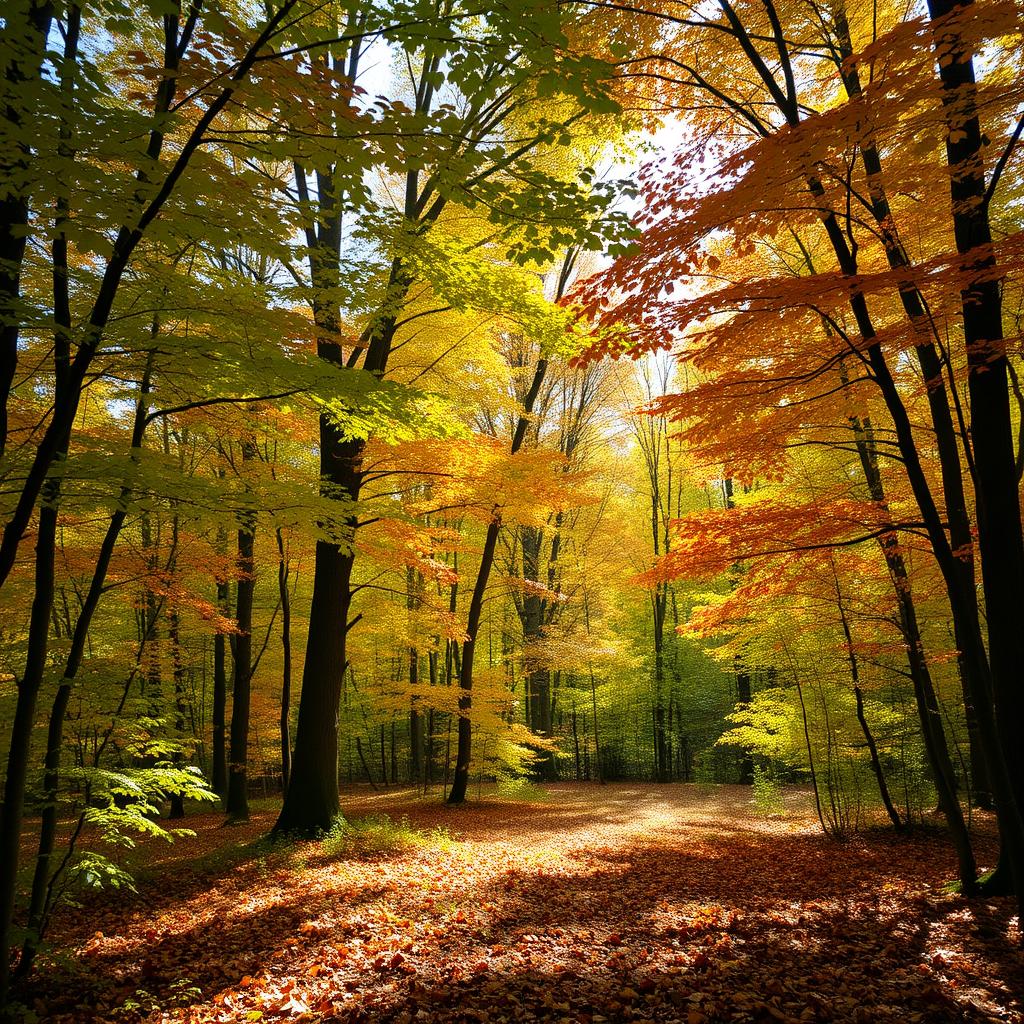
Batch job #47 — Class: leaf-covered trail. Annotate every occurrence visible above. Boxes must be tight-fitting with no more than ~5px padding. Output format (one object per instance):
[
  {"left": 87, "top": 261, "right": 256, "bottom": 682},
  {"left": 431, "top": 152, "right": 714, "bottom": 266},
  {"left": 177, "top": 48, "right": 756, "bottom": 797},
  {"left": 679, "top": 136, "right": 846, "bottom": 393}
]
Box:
[{"left": 25, "top": 785, "right": 1022, "bottom": 1023}]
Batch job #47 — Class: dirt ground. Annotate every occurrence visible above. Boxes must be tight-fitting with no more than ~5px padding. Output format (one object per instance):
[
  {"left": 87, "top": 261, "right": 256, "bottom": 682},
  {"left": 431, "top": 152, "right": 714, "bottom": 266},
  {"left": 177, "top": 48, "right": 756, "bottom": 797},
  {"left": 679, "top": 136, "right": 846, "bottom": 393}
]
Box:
[{"left": 13, "top": 784, "right": 1023, "bottom": 1023}]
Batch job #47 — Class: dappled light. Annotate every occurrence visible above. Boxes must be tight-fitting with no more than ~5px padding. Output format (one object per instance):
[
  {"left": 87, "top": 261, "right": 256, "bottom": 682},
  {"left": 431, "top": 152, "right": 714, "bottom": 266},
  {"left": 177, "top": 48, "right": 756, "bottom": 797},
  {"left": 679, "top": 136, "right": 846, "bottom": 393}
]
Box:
[
  {"left": 21, "top": 787, "right": 1021, "bottom": 1022},
  {"left": 3, "top": 0, "right": 1024, "bottom": 1018}
]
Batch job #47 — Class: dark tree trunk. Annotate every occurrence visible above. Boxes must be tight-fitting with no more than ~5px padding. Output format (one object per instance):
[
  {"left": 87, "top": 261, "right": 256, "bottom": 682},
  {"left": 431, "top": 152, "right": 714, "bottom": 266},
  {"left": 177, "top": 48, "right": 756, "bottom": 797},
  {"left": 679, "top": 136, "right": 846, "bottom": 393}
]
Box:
[
  {"left": 212, "top": 526, "right": 229, "bottom": 800},
  {"left": 926, "top": 0, "right": 1024, "bottom": 904},
  {"left": 275, "top": 255, "right": 410, "bottom": 833},
  {"left": 276, "top": 528, "right": 292, "bottom": 793},
  {"left": 408, "top": 567, "right": 423, "bottom": 783},
  {"left": 519, "top": 525, "right": 557, "bottom": 779},
  {"left": 17, "top": 342, "right": 152, "bottom": 981},
  {"left": 448, "top": 357, "right": 550, "bottom": 805},
  {"left": 831, "top": 0, "right": 991, "bottom": 811},
  {"left": 448, "top": 519, "right": 502, "bottom": 805},
  {"left": 735, "top": 660, "right": 754, "bottom": 785},
  {"left": 226, "top": 474, "right": 256, "bottom": 823},
  {"left": 651, "top": 586, "right": 669, "bottom": 783},
  {"left": 276, "top": 535, "right": 354, "bottom": 831},
  {"left": 167, "top": 604, "right": 187, "bottom": 820},
  {"left": 0, "top": 0, "right": 55, "bottom": 461},
  {"left": 355, "top": 736, "right": 378, "bottom": 790},
  {"left": 0, "top": 502, "right": 57, "bottom": 1002},
  {"left": 855, "top": 686, "right": 902, "bottom": 830}
]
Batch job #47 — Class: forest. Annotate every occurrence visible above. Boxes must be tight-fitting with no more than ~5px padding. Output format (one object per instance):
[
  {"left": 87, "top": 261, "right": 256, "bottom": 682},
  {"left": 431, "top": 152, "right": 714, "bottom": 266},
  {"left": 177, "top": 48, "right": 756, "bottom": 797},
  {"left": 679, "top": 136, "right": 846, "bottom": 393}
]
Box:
[{"left": 1, "top": 0, "right": 1024, "bottom": 1019}]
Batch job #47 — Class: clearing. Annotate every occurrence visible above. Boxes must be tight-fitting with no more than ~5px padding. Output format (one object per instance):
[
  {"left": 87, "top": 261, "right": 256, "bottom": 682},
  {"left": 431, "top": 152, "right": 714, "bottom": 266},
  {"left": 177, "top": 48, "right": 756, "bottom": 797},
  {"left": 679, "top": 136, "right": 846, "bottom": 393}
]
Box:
[{"left": 19, "top": 784, "right": 1023, "bottom": 1023}]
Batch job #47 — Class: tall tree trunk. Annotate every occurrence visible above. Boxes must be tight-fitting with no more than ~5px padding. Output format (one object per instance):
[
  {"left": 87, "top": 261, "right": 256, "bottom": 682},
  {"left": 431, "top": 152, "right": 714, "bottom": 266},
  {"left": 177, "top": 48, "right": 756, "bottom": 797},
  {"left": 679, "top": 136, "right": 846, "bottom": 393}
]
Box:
[
  {"left": 734, "top": 659, "right": 754, "bottom": 785},
  {"left": 448, "top": 357, "right": 551, "bottom": 804},
  {"left": 571, "top": 709, "right": 581, "bottom": 781},
  {"left": 274, "top": 27, "right": 435, "bottom": 831},
  {"left": 448, "top": 519, "right": 502, "bottom": 805},
  {"left": 17, "top": 342, "right": 153, "bottom": 981},
  {"left": 167, "top": 604, "right": 188, "bottom": 820},
  {"left": 408, "top": 566, "right": 423, "bottom": 783},
  {"left": 830, "top": 0, "right": 990, "bottom": 810},
  {"left": 926, "top": 0, "right": 1024, "bottom": 904},
  {"left": 651, "top": 586, "right": 669, "bottom": 782},
  {"left": 0, "top": 0, "right": 55, "bottom": 460},
  {"left": 212, "top": 555, "right": 229, "bottom": 801},
  {"left": 226, "top": 444, "right": 257, "bottom": 823},
  {"left": 0, "top": 501, "right": 58, "bottom": 1001},
  {"left": 275, "top": 257, "right": 411, "bottom": 832},
  {"left": 276, "top": 528, "right": 292, "bottom": 793}
]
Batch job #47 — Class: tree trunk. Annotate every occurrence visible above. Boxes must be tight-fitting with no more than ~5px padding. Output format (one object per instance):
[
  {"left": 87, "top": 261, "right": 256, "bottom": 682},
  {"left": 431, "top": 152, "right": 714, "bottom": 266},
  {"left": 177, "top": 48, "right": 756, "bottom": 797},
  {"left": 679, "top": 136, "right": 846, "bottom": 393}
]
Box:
[
  {"left": 0, "top": 501, "right": 57, "bottom": 1001},
  {"left": 831, "top": 0, "right": 991, "bottom": 810},
  {"left": 735, "top": 660, "right": 754, "bottom": 785},
  {"left": 226, "top": 466, "right": 256, "bottom": 823},
  {"left": 571, "top": 709, "right": 581, "bottom": 781},
  {"left": 167, "top": 604, "right": 188, "bottom": 820},
  {"left": 926, "top": 0, "right": 1024, "bottom": 905},
  {"left": 16, "top": 343, "right": 153, "bottom": 981},
  {"left": 276, "top": 528, "right": 292, "bottom": 793},
  {"left": 0, "top": 0, "right": 55, "bottom": 460},
  {"left": 448, "top": 357, "right": 550, "bottom": 805},
  {"left": 855, "top": 686, "right": 902, "bottom": 830},
  {"left": 212, "top": 527, "right": 229, "bottom": 800},
  {"left": 275, "top": 256, "right": 411, "bottom": 833},
  {"left": 448, "top": 519, "right": 502, "bottom": 805},
  {"left": 408, "top": 567, "right": 422, "bottom": 783}
]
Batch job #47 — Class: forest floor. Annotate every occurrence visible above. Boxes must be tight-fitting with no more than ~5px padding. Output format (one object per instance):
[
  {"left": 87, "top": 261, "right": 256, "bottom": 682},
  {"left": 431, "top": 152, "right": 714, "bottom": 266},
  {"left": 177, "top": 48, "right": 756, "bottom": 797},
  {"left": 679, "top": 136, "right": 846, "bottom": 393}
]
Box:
[{"left": 13, "top": 783, "right": 1023, "bottom": 1024}]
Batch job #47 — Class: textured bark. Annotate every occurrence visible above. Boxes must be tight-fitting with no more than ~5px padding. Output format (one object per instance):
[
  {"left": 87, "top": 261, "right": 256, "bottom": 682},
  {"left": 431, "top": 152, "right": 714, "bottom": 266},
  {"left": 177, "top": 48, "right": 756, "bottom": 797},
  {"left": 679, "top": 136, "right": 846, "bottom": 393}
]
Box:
[{"left": 408, "top": 567, "right": 423, "bottom": 783}]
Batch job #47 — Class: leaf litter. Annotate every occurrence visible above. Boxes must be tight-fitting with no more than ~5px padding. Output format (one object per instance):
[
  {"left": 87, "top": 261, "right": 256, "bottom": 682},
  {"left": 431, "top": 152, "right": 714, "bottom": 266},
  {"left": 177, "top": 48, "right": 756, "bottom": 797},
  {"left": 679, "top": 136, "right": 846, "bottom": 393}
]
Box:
[{"left": 20, "top": 784, "right": 1022, "bottom": 1023}]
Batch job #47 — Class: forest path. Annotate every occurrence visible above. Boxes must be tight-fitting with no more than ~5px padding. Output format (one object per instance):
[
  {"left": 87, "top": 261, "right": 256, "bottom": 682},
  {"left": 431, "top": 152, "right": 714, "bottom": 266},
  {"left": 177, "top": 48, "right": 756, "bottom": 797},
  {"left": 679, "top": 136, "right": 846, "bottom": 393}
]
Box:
[{"left": 22, "top": 784, "right": 1022, "bottom": 1023}]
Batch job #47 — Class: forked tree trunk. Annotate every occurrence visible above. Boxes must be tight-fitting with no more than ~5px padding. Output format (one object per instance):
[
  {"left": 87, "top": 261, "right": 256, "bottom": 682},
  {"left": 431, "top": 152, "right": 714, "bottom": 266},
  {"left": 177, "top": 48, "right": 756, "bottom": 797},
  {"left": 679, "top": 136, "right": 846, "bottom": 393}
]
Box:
[{"left": 448, "top": 357, "right": 551, "bottom": 804}]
